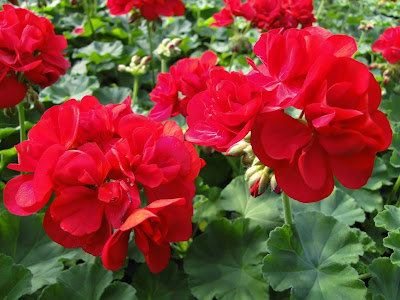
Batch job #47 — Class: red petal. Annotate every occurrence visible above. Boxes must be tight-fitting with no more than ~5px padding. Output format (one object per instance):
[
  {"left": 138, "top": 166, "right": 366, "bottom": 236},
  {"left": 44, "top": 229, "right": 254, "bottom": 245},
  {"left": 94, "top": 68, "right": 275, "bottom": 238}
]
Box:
[{"left": 102, "top": 230, "right": 130, "bottom": 271}]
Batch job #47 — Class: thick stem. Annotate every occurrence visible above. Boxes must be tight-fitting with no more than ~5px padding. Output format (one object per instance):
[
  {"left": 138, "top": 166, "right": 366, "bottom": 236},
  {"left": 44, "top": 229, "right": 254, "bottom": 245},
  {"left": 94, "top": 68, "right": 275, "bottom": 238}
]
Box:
[
  {"left": 359, "top": 273, "right": 371, "bottom": 280},
  {"left": 82, "top": 0, "right": 95, "bottom": 39},
  {"left": 357, "top": 31, "right": 365, "bottom": 50},
  {"left": 282, "top": 192, "right": 293, "bottom": 225},
  {"left": 315, "top": 0, "right": 325, "bottom": 20},
  {"left": 161, "top": 58, "right": 167, "bottom": 74},
  {"left": 228, "top": 52, "right": 237, "bottom": 72},
  {"left": 390, "top": 174, "right": 400, "bottom": 206},
  {"left": 146, "top": 20, "right": 156, "bottom": 86},
  {"left": 18, "top": 102, "right": 26, "bottom": 143},
  {"left": 132, "top": 75, "right": 139, "bottom": 106}
]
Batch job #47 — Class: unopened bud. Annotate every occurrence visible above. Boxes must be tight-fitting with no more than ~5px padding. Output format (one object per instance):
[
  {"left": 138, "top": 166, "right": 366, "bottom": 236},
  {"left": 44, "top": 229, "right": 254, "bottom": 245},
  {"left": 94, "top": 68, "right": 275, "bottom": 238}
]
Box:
[
  {"left": 245, "top": 165, "right": 264, "bottom": 182},
  {"left": 3, "top": 106, "right": 17, "bottom": 118},
  {"left": 270, "top": 175, "right": 282, "bottom": 194},
  {"left": 34, "top": 99, "right": 45, "bottom": 113},
  {"left": 226, "top": 140, "right": 249, "bottom": 157},
  {"left": 241, "top": 152, "right": 254, "bottom": 166}
]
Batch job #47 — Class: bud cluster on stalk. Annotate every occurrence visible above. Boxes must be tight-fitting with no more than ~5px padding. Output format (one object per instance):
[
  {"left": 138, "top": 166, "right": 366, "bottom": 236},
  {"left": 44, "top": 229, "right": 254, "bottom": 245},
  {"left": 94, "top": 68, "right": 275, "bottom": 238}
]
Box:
[
  {"left": 227, "top": 132, "right": 280, "bottom": 197},
  {"left": 155, "top": 38, "right": 182, "bottom": 59},
  {"left": 118, "top": 55, "right": 151, "bottom": 76},
  {"left": 358, "top": 20, "right": 376, "bottom": 31}
]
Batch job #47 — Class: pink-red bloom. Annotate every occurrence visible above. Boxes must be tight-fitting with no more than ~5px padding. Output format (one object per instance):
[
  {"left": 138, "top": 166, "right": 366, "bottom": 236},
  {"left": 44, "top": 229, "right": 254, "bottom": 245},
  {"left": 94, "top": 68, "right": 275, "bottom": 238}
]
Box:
[
  {"left": 149, "top": 51, "right": 220, "bottom": 122},
  {"left": 4, "top": 96, "right": 202, "bottom": 270},
  {"left": 102, "top": 197, "right": 192, "bottom": 273},
  {"left": 107, "top": 0, "right": 185, "bottom": 19},
  {"left": 0, "top": 5, "right": 70, "bottom": 88},
  {"left": 251, "top": 55, "right": 392, "bottom": 203},
  {"left": 0, "top": 69, "right": 27, "bottom": 108},
  {"left": 372, "top": 26, "right": 400, "bottom": 64},
  {"left": 211, "top": 0, "right": 316, "bottom": 31},
  {"left": 247, "top": 27, "right": 357, "bottom": 110},
  {"left": 185, "top": 68, "right": 267, "bottom": 152}
]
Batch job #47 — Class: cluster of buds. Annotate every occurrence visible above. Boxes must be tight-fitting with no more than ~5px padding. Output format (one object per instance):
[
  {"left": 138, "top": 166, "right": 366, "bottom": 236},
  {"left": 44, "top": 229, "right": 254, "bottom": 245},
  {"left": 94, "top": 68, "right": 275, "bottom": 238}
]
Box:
[
  {"left": 370, "top": 62, "right": 400, "bottom": 85},
  {"left": 358, "top": 20, "right": 376, "bottom": 31},
  {"left": 118, "top": 55, "right": 151, "bottom": 76},
  {"left": 155, "top": 38, "right": 182, "bottom": 59},
  {"left": 227, "top": 132, "right": 281, "bottom": 197},
  {"left": 230, "top": 34, "right": 252, "bottom": 54}
]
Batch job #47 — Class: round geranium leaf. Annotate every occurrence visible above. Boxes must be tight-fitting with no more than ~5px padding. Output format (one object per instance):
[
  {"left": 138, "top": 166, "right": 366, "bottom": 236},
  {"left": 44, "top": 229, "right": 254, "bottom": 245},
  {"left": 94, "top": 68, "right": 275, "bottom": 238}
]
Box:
[
  {"left": 383, "top": 232, "right": 400, "bottom": 266},
  {"left": 368, "top": 257, "right": 400, "bottom": 300},
  {"left": 0, "top": 254, "right": 32, "bottom": 300},
  {"left": 184, "top": 218, "right": 269, "bottom": 300},
  {"left": 132, "top": 262, "right": 190, "bottom": 300},
  {"left": 219, "top": 176, "right": 283, "bottom": 231},
  {"left": 38, "top": 262, "right": 113, "bottom": 300},
  {"left": 263, "top": 211, "right": 366, "bottom": 300},
  {"left": 290, "top": 187, "right": 365, "bottom": 226},
  {"left": 0, "top": 211, "right": 83, "bottom": 293},
  {"left": 374, "top": 205, "right": 400, "bottom": 231}
]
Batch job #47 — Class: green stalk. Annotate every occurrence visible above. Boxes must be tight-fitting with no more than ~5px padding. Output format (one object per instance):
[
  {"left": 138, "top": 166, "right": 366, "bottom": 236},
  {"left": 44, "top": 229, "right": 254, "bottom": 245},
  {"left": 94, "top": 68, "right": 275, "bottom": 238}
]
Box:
[
  {"left": 357, "top": 31, "right": 365, "bottom": 50},
  {"left": 282, "top": 192, "right": 293, "bottom": 225},
  {"left": 161, "top": 58, "right": 167, "bottom": 74},
  {"left": 82, "top": 0, "right": 95, "bottom": 39},
  {"left": 17, "top": 102, "right": 26, "bottom": 143},
  {"left": 146, "top": 20, "right": 156, "bottom": 86},
  {"left": 228, "top": 52, "right": 237, "bottom": 72},
  {"left": 315, "top": 0, "right": 325, "bottom": 20},
  {"left": 132, "top": 75, "right": 139, "bottom": 106},
  {"left": 389, "top": 174, "right": 400, "bottom": 206}
]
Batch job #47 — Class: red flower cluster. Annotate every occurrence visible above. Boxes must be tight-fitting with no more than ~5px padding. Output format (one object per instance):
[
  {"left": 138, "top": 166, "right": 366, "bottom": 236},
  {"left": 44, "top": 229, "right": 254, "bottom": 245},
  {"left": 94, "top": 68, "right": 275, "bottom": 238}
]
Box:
[
  {"left": 148, "top": 51, "right": 221, "bottom": 121},
  {"left": 185, "top": 27, "right": 392, "bottom": 203},
  {"left": 107, "top": 0, "right": 184, "bottom": 19},
  {"left": 4, "top": 96, "right": 202, "bottom": 272},
  {"left": 0, "top": 5, "right": 70, "bottom": 108},
  {"left": 372, "top": 26, "right": 400, "bottom": 64},
  {"left": 211, "top": 0, "right": 315, "bottom": 31}
]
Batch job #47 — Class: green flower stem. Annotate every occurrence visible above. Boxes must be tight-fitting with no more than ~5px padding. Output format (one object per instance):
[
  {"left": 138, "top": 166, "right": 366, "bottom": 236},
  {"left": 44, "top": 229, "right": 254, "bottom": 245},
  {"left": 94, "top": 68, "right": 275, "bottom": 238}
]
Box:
[
  {"left": 146, "top": 20, "right": 156, "bottom": 87},
  {"left": 161, "top": 58, "right": 167, "bottom": 74},
  {"left": 390, "top": 174, "right": 400, "bottom": 206},
  {"left": 82, "top": 0, "right": 95, "bottom": 39},
  {"left": 17, "top": 102, "right": 26, "bottom": 143},
  {"left": 132, "top": 75, "right": 139, "bottom": 106},
  {"left": 228, "top": 52, "right": 237, "bottom": 72},
  {"left": 357, "top": 31, "right": 365, "bottom": 50},
  {"left": 315, "top": 0, "right": 325, "bottom": 20},
  {"left": 282, "top": 192, "right": 293, "bottom": 225}
]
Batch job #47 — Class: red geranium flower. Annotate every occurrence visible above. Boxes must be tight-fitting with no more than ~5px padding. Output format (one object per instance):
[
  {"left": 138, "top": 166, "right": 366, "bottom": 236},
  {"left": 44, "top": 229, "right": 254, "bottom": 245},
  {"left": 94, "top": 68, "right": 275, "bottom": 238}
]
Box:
[
  {"left": 247, "top": 27, "right": 357, "bottom": 110},
  {"left": 102, "top": 197, "right": 193, "bottom": 273},
  {"left": 149, "top": 51, "right": 220, "bottom": 121},
  {"left": 107, "top": 0, "right": 184, "bottom": 19},
  {"left": 372, "top": 26, "right": 400, "bottom": 64},
  {"left": 251, "top": 55, "right": 392, "bottom": 203},
  {"left": 0, "top": 4, "right": 70, "bottom": 88},
  {"left": 210, "top": 0, "right": 256, "bottom": 27},
  {"left": 4, "top": 96, "right": 202, "bottom": 269},
  {"left": 185, "top": 68, "right": 267, "bottom": 152}
]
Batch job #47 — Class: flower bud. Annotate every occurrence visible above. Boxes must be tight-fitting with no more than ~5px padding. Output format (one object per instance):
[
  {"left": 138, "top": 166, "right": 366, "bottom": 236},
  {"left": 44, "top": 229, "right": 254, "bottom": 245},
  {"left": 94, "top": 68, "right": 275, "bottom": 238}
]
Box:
[
  {"left": 245, "top": 165, "right": 264, "bottom": 182},
  {"left": 270, "top": 175, "right": 282, "bottom": 194},
  {"left": 3, "top": 106, "right": 17, "bottom": 118},
  {"left": 226, "top": 140, "right": 249, "bottom": 157}
]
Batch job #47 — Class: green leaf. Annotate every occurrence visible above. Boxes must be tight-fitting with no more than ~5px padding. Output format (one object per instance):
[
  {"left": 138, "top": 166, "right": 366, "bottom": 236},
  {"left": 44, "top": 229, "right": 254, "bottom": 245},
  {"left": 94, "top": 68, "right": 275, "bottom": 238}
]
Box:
[
  {"left": 73, "top": 41, "right": 124, "bottom": 64},
  {"left": 368, "top": 257, "right": 400, "bottom": 300},
  {"left": 39, "top": 262, "right": 113, "bottom": 300},
  {"left": 0, "top": 212, "right": 83, "bottom": 293},
  {"left": 374, "top": 205, "right": 400, "bottom": 231},
  {"left": 184, "top": 218, "right": 269, "bottom": 300},
  {"left": 337, "top": 184, "right": 383, "bottom": 213},
  {"left": 39, "top": 75, "right": 100, "bottom": 104},
  {"left": 363, "top": 157, "right": 393, "bottom": 190},
  {"left": 132, "top": 262, "right": 190, "bottom": 300},
  {"left": 0, "top": 254, "right": 32, "bottom": 300},
  {"left": 383, "top": 231, "right": 400, "bottom": 266},
  {"left": 263, "top": 212, "right": 366, "bottom": 300},
  {"left": 92, "top": 87, "right": 132, "bottom": 105},
  {"left": 219, "top": 176, "right": 283, "bottom": 231},
  {"left": 290, "top": 187, "right": 365, "bottom": 226},
  {"left": 100, "top": 282, "right": 137, "bottom": 300}
]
